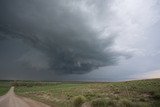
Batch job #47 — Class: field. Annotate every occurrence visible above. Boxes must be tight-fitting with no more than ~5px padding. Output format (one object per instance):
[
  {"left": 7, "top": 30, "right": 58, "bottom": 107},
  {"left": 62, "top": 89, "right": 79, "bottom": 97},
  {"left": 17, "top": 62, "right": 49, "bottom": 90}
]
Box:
[
  {"left": 0, "top": 81, "right": 11, "bottom": 96},
  {"left": 1, "top": 79, "right": 160, "bottom": 107},
  {"left": 13, "top": 79, "right": 160, "bottom": 107}
]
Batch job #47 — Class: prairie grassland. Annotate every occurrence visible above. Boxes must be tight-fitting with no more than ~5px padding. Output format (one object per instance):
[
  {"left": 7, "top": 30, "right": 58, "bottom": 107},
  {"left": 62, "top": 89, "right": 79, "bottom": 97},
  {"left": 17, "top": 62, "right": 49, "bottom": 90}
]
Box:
[{"left": 15, "top": 79, "right": 160, "bottom": 107}]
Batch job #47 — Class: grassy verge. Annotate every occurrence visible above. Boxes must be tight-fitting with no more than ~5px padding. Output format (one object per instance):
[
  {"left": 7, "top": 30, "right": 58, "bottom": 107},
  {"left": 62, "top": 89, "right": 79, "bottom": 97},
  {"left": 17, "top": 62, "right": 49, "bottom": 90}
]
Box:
[
  {"left": 15, "top": 79, "right": 160, "bottom": 107},
  {"left": 0, "top": 81, "right": 11, "bottom": 96}
]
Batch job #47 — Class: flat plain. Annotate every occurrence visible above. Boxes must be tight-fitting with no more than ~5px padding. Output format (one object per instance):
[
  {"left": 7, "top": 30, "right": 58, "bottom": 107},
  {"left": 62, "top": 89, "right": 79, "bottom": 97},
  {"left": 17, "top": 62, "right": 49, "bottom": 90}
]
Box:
[{"left": 1, "top": 79, "right": 160, "bottom": 107}]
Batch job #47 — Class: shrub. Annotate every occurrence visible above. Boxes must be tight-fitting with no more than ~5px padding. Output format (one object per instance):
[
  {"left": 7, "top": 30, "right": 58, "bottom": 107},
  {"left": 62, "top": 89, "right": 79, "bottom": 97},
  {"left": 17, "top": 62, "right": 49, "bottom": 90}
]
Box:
[
  {"left": 151, "top": 92, "right": 160, "bottom": 100},
  {"left": 107, "top": 100, "right": 117, "bottom": 107},
  {"left": 139, "top": 98, "right": 146, "bottom": 102},
  {"left": 73, "top": 95, "right": 86, "bottom": 107},
  {"left": 84, "top": 93, "right": 97, "bottom": 100},
  {"left": 91, "top": 98, "right": 108, "bottom": 107},
  {"left": 119, "top": 99, "right": 134, "bottom": 107},
  {"left": 91, "top": 98, "right": 117, "bottom": 107}
]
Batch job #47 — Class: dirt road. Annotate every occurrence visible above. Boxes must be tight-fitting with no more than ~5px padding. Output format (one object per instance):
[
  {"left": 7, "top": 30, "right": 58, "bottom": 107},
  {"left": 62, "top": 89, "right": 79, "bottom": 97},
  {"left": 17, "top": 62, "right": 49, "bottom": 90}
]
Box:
[{"left": 0, "top": 87, "right": 51, "bottom": 107}]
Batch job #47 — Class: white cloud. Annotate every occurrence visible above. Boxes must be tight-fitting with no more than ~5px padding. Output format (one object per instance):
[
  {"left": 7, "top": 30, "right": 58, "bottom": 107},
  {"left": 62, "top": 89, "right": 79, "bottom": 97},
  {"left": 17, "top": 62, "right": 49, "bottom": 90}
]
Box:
[{"left": 106, "top": 0, "right": 160, "bottom": 56}]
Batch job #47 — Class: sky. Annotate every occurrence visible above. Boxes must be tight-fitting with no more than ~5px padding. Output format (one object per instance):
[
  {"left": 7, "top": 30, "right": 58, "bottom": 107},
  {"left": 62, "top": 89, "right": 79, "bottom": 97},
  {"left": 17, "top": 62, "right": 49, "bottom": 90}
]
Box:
[{"left": 0, "top": 0, "right": 160, "bottom": 81}]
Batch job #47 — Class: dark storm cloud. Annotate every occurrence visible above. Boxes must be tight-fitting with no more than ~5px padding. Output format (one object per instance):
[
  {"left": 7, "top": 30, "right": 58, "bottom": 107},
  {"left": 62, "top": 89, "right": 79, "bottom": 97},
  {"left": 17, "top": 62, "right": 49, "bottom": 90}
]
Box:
[{"left": 0, "top": 0, "right": 125, "bottom": 75}]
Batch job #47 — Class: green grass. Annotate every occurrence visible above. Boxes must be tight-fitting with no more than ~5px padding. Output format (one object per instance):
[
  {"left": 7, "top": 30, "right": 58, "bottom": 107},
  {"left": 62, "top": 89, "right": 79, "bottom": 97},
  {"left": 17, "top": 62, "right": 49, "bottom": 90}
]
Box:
[
  {"left": 15, "top": 79, "right": 160, "bottom": 107},
  {"left": 0, "top": 81, "right": 11, "bottom": 96}
]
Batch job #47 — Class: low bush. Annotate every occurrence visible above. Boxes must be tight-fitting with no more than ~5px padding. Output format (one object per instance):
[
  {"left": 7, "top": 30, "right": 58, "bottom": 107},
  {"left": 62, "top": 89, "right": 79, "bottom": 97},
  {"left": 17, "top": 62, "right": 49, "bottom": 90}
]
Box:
[
  {"left": 73, "top": 95, "right": 86, "bottom": 107},
  {"left": 152, "top": 92, "right": 160, "bottom": 100},
  {"left": 91, "top": 98, "right": 117, "bottom": 107},
  {"left": 119, "top": 99, "right": 149, "bottom": 107},
  {"left": 91, "top": 98, "right": 108, "bottom": 107},
  {"left": 119, "top": 99, "right": 134, "bottom": 107}
]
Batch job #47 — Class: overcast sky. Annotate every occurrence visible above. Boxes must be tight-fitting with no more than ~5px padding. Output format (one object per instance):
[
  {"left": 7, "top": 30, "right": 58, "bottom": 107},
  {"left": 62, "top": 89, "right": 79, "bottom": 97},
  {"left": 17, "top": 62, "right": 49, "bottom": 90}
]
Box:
[{"left": 0, "top": 0, "right": 160, "bottom": 81}]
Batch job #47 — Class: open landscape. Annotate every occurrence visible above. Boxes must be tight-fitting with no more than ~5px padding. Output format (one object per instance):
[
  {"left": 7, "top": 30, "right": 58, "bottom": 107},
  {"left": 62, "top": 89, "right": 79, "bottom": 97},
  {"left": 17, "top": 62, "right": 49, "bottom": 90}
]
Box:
[
  {"left": 1, "top": 0, "right": 160, "bottom": 107},
  {"left": 0, "top": 79, "right": 160, "bottom": 107}
]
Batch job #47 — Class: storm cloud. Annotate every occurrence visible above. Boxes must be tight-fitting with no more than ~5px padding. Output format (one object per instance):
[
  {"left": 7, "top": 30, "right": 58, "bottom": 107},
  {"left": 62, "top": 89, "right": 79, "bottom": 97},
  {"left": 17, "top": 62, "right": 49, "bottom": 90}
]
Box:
[{"left": 0, "top": 0, "right": 126, "bottom": 75}]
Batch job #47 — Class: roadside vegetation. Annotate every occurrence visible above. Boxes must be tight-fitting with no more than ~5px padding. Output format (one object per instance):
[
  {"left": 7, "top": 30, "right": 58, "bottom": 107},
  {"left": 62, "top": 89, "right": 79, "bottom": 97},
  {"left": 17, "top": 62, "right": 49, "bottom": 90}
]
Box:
[
  {"left": 0, "top": 80, "right": 11, "bottom": 96},
  {"left": 14, "top": 79, "right": 160, "bottom": 107}
]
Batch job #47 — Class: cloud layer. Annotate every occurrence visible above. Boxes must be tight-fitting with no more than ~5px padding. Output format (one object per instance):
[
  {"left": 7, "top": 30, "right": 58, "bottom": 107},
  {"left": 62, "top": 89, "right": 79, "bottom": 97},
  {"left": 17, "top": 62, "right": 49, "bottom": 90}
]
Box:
[
  {"left": 0, "top": 0, "right": 160, "bottom": 81},
  {"left": 0, "top": 0, "right": 125, "bottom": 75}
]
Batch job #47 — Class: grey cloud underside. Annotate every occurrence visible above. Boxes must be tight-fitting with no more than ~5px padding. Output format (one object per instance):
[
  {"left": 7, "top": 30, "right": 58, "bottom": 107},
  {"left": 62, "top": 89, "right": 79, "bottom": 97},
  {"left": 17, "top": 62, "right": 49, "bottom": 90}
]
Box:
[{"left": 0, "top": 0, "right": 123, "bottom": 74}]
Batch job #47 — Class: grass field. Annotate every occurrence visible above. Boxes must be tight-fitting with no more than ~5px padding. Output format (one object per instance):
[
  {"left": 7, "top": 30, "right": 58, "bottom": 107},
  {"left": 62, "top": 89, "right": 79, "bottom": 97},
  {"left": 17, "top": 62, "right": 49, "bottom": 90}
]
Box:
[
  {"left": 14, "top": 79, "right": 160, "bottom": 107},
  {"left": 0, "top": 81, "right": 11, "bottom": 96}
]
